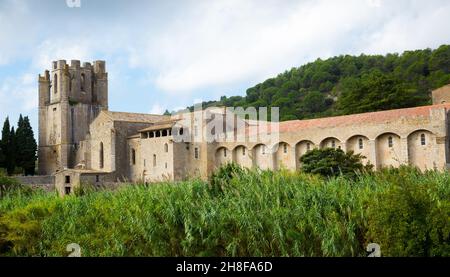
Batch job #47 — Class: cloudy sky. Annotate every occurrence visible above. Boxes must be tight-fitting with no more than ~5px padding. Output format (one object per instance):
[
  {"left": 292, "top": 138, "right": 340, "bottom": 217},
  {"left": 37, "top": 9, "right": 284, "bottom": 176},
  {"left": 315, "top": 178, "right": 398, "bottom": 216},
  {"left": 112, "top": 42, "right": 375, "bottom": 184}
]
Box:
[{"left": 0, "top": 0, "right": 449, "bottom": 134}]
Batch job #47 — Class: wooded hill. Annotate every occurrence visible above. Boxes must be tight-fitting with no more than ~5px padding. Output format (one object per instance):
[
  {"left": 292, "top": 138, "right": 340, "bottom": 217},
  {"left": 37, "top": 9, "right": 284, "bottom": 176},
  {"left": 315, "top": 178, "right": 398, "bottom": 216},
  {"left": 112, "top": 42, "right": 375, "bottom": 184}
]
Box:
[{"left": 182, "top": 45, "right": 450, "bottom": 121}]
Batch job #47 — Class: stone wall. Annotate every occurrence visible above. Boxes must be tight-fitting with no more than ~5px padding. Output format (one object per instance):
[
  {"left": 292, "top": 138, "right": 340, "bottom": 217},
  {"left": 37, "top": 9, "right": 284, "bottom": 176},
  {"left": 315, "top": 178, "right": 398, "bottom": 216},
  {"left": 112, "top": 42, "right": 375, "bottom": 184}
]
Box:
[{"left": 15, "top": 175, "right": 55, "bottom": 192}]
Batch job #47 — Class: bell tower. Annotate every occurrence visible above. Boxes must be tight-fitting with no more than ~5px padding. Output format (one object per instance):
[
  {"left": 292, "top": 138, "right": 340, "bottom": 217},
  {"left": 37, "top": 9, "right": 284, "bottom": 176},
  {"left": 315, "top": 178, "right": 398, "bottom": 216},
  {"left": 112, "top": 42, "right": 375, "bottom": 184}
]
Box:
[{"left": 38, "top": 60, "right": 108, "bottom": 175}]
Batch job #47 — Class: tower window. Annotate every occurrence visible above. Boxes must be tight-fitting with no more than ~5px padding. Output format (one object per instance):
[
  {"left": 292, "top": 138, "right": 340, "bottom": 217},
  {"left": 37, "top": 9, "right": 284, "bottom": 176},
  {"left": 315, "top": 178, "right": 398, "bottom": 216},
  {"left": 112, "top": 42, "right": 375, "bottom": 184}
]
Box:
[
  {"left": 179, "top": 128, "right": 184, "bottom": 136},
  {"left": 194, "top": 125, "right": 198, "bottom": 137},
  {"left": 388, "top": 136, "right": 393, "bottom": 148},
  {"left": 358, "top": 138, "right": 364, "bottom": 149},
  {"left": 194, "top": 147, "right": 199, "bottom": 159},
  {"left": 81, "top": 73, "right": 86, "bottom": 91},
  {"left": 99, "top": 142, "right": 104, "bottom": 168},
  {"left": 420, "top": 134, "right": 426, "bottom": 146},
  {"left": 54, "top": 74, "right": 58, "bottom": 94}
]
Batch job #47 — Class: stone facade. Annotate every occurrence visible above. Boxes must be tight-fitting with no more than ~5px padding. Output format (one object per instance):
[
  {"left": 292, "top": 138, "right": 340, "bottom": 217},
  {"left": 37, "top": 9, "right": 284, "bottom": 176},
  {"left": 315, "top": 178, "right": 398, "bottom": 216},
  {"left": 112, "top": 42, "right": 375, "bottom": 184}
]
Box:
[{"left": 37, "top": 60, "right": 450, "bottom": 196}]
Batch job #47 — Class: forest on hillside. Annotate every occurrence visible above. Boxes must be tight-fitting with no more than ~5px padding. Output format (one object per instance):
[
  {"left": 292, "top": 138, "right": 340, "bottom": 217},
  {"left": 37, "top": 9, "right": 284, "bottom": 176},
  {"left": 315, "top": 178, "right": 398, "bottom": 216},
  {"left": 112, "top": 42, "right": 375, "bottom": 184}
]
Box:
[{"left": 182, "top": 45, "right": 450, "bottom": 121}]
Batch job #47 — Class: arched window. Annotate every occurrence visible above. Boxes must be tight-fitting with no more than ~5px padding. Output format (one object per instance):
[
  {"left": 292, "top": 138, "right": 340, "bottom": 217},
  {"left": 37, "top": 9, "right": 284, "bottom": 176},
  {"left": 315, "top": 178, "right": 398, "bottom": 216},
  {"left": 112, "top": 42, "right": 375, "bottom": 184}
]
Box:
[
  {"left": 283, "top": 144, "right": 288, "bottom": 154},
  {"left": 262, "top": 145, "right": 266, "bottom": 155},
  {"left": 156, "top": 131, "right": 161, "bottom": 137},
  {"left": 242, "top": 147, "right": 246, "bottom": 156},
  {"left": 162, "top": 130, "right": 168, "bottom": 137},
  {"left": 306, "top": 143, "right": 311, "bottom": 151},
  {"left": 131, "top": 148, "right": 136, "bottom": 165},
  {"left": 99, "top": 142, "right": 104, "bottom": 169},
  {"left": 179, "top": 128, "right": 184, "bottom": 136},
  {"left": 420, "top": 134, "right": 426, "bottom": 146},
  {"left": 164, "top": 143, "right": 168, "bottom": 153},
  {"left": 331, "top": 140, "right": 336, "bottom": 148},
  {"left": 388, "top": 136, "right": 393, "bottom": 148},
  {"left": 153, "top": 154, "right": 157, "bottom": 167},
  {"left": 358, "top": 138, "right": 364, "bottom": 149},
  {"left": 224, "top": 148, "right": 227, "bottom": 157},
  {"left": 81, "top": 73, "right": 86, "bottom": 91},
  {"left": 54, "top": 74, "right": 58, "bottom": 94},
  {"left": 69, "top": 74, "right": 72, "bottom": 92}
]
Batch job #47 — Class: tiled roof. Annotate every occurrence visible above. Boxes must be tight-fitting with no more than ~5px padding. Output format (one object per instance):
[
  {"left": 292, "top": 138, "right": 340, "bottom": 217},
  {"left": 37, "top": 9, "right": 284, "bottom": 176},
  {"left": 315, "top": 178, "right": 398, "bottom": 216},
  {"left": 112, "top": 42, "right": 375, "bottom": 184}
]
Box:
[
  {"left": 104, "top": 111, "right": 170, "bottom": 123},
  {"left": 277, "top": 104, "right": 450, "bottom": 133}
]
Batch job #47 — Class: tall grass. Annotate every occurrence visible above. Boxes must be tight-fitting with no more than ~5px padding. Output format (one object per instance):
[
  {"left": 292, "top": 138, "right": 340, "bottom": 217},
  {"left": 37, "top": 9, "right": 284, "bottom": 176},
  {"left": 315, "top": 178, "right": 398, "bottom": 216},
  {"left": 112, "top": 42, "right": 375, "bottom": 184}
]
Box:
[{"left": 0, "top": 166, "right": 448, "bottom": 257}]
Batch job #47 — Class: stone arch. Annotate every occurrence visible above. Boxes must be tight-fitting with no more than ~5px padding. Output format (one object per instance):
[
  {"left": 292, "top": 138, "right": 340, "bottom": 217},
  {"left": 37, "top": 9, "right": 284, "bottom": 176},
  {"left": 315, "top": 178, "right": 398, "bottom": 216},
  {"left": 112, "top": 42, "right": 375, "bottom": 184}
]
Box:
[
  {"left": 407, "top": 129, "right": 436, "bottom": 170},
  {"left": 215, "top": 146, "right": 232, "bottom": 168},
  {"left": 252, "top": 144, "right": 271, "bottom": 170},
  {"left": 320, "top": 137, "right": 342, "bottom": 149},
  {"left": 233, "top": 145, "right": 252, "bottom": 168},
  {"left": 273, "top": 142, "right": 292, "bottom": 170},
  {"left": 376, "top": 132, "right": 401, "bottom": 168},
  {"left": 295, "top": 140, "right": 315, "bottom": 169},
  {"left": 346, "top": 135, "right": 370, "bottom": 164}
]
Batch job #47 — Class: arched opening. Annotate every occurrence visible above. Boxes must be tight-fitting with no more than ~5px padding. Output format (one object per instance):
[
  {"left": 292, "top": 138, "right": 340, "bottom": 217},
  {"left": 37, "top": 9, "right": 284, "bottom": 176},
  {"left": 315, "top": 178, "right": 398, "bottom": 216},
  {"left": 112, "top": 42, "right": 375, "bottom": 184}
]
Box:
[
  {"left": 233, "top": 145, "right": 252, "bottom": 168},
  {"left": 153, "top": 154, "right": 157, "bottom": 167},
  {"left": 320, "top": 137, "right": 341, "bottom": 149},
  {"left": 252, "top": 144, "right": 271, "bottom": 170},
  {"left": 99, "top": 142, "right": 104, "bottom": 169},
  {"left": 346, "top": 135, "right": 370, "bottom": 165},
  {"left": 376, "top": 132, "right": 401, "bottom": 168},
  {"left": 215, "top": 147, "right": 231, "bottom": 168},
  {"left": 295, "top": 140, "right": 315, "bottom": 169},
  {"left": 162, "top": 130, "right": 168, "bottom": 137},
  {"left": 407, "top": 130, "right": 435, "bottom": 170},
  {"left": 274, "top": 142, "right": 292, "bottom": 170},
  {"left": 164, "top": 143, "right": 169, "bottom": 153}
]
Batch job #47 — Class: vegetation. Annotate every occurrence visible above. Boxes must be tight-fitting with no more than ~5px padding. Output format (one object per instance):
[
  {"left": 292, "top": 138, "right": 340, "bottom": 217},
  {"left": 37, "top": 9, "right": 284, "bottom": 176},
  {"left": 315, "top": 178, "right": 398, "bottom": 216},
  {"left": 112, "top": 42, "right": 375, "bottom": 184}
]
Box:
[
  {"left": 0, "top": 115, "right": 37, "bottom": 175},
  {"left": 300, "top": 148, "right": 373, "bottom": 178},
  {"left": 182, "top": 45, "right": 450, "bottom": 121},
  {"left": 0, "top": 166, "right": 448, "bottom": 257}
]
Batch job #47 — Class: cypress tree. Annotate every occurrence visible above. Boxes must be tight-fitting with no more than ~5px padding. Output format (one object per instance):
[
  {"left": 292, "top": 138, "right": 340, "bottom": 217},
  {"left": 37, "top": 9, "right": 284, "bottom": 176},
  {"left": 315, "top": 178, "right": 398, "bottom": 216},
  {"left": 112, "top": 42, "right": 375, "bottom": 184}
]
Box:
[
  {"left": 19, "top": 117, "right": 37, "bottom": 175},
  {"left": 1, "top": 118, "right": 14, "bottom": 175}
]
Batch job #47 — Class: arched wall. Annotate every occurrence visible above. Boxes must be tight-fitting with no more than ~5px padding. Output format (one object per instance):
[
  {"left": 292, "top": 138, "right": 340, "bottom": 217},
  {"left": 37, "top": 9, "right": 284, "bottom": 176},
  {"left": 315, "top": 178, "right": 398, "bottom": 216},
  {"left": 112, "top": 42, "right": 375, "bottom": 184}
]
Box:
[
  {"left": 273, "top": 142, "right": 293, "bottom": 170},
  {"left": 295, "top": 140, "right": 315, "bottom": 169},
  {"left": 346, "top": 135, "right": 371, "bottom": 165},
  {"left": 320, "top": 137, "right": 342, "bottom": 149},
  {"left": 233, "top": 145, "right": 253, "bottom": 169},
  {"left": 252, "top": 144, "right": 271, "bottom": 170},
  {"left": 408, "top": 130, "right": 436, "bottom": 170},
  {"left": 215, "top": 147, "right": 232, "bottom": 168},
  {"left": 376, "top": 133, "right": 402, "bottom": 168}
]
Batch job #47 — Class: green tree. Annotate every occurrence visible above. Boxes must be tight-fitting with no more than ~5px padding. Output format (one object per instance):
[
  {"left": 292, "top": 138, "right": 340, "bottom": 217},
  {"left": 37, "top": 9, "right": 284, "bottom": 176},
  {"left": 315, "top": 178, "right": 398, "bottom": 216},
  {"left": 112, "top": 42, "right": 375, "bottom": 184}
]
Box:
[
  {"left": 15, "top": 116, "right": 37, "bottom": 175},
  {"left": 1, "top": 118, "right": 15, "bottom": 175},
  {"left": 300, "top": 148, "right": 372, "bottom": 178}
]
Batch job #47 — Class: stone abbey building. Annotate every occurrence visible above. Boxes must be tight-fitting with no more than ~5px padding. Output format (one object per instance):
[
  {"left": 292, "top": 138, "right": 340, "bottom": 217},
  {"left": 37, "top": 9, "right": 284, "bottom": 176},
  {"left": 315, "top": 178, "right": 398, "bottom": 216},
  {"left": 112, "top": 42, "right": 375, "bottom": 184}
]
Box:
[{"left": 37, "top": 60, "right": 450, "bottom": 195}]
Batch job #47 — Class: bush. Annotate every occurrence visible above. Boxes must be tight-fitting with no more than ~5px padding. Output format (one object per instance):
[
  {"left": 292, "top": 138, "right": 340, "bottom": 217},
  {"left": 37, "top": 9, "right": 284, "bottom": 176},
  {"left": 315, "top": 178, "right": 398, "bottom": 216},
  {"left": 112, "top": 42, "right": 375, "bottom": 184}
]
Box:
[
  {"left": 208, "top": 163, "right": 247, "bottom": 196},
  {"left": 0, "top": 172, "right": 27, "bottom": 198},
  {"left": 366, "top": 168, "right": 450, "bottom": 256},
  {"left": 300, "top": 148, "right": 372, "bottom": 178}
]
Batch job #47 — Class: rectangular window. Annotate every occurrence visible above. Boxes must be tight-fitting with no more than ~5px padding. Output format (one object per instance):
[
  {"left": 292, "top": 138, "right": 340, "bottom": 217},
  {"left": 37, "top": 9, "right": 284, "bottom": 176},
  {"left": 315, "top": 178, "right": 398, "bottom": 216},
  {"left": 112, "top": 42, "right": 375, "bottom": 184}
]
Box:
[
  {"left": 96, "top": 175, "right": 100, "bottom": 183},
  {"left": 65, "top": 187, "right": 71, "bottom": 195},
  {"left": 242, "top": 148, "right": 246, "bottom": 156},
  {"left": 65, "top": 176, "right": 70, "bottom": 184},
  {"left": 131, "top": 149, "right": 136, "bottom": 165},
  {"left": 194, "top": 125, "right": 198, "bottom": 137},
  {"left": 283, "top": 144, "right": 287, "bottom": 154},
  {"left": 194, "top": 147, "right": 199, "bottom": 159},
  {"left": 262, "top": 145, "right": 266, "bottom": 155}
]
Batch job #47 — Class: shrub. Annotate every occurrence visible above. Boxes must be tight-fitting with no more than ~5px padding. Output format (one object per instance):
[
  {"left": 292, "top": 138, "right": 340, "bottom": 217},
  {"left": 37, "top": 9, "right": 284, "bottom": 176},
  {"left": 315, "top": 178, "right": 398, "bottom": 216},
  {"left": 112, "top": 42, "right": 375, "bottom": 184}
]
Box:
[
  {"left": 300, "top": 148, "right": 372, "bottom": 178},
  {"left": 208, "top": 163, "right": 246, "bottom": 196},
  {"left": 366, "top": 168, "right": 450, "bottom": 256}
]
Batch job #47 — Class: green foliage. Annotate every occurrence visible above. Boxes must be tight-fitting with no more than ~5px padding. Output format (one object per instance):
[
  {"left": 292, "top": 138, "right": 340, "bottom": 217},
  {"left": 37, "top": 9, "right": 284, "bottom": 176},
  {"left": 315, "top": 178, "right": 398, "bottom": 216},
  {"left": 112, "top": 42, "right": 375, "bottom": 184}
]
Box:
[
  {"left": 186, "top": 45, "right": 450, "bottom": 120},
  {"left": 0, "top": 167, "right": 448, "bottom": 257},
  {"left": 300, "top": 148, "right": 372, "bottom": 178},
  {"left": 0, "top": 115, "right": 37, "bottom": 176},
  {"left": 366, "top": 167, "right": 450, "bottom": 256},
  {"left": 208, "top": 163, "right": 246, "bottom": 196},
  {"left": 15, "top": 116, "right": 37, "bottom": 175}
]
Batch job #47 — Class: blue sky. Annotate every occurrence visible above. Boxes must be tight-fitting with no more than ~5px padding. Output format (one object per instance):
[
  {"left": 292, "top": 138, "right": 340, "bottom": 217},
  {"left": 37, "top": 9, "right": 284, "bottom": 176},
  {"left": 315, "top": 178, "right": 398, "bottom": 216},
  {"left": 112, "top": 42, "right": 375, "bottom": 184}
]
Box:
[{"left": 0, "top": 0, "right": 449, "bottom": 136}]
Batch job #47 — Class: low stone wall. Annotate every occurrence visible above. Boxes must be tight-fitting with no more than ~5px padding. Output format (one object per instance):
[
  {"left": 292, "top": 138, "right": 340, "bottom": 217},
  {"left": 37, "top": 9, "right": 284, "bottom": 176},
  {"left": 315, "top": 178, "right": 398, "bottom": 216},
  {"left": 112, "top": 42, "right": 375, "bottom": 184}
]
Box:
[{"left": 15, "top": 175, "right": 55, "bottom": 192}]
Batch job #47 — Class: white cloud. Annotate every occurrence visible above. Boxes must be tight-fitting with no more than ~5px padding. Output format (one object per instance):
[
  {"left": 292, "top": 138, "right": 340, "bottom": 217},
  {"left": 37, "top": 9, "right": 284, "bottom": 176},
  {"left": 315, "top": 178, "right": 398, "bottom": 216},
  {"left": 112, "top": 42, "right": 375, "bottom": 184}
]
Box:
[{"left": 149, "top": 103, "right": 165, "bottom": 115}]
